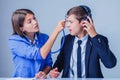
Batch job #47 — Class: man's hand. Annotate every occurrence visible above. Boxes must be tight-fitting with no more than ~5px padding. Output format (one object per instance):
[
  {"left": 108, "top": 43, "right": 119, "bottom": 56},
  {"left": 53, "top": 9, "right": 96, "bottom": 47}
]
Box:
[
  {"left": 49, "top": 67, "right": 60, "bottom": 78},
  {"left": 83, "top": 16, "right": 97, "bottom": 38}
]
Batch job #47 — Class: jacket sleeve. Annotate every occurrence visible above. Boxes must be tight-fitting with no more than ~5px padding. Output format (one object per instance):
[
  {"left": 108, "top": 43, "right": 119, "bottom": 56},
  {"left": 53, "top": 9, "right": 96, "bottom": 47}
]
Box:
[
  {"left": 91, "top": 34, "right": 117, "bottom": 68},
  {"left": 52, "top": 37, "right": 65, "bottom": 72}
]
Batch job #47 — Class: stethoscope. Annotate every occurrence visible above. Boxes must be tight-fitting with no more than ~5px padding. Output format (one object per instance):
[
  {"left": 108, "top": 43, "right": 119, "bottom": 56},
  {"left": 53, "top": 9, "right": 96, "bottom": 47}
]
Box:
[
  {"left": 50, "top": 12, "right": 91, "bottom": 54},
  {"left": 51, "top": 29, "right": 65, "bottom": 54},
  {"left": 51, "top": 15, "right": 67, "bottom": 54}
]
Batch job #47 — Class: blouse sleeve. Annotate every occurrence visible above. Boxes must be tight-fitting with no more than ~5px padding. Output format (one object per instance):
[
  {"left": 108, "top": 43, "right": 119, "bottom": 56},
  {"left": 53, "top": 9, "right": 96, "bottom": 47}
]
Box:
[
  {"left": 8, "top": 35, "right": 44, "bottom": 60},
  {"left": 44, "top": 53, "right": 53, "bottom": 67}
]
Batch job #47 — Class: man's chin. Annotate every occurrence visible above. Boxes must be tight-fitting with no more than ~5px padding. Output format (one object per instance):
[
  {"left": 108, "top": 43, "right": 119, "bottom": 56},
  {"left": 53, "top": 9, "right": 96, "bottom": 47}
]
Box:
[{"left": 70, "top": 33, "right": 75, "bottom": 36}]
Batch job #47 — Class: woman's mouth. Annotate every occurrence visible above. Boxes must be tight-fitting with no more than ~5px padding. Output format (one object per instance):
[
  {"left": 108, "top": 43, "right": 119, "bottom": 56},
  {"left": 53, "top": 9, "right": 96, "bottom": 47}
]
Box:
[{"left": 34, "top": 25, "right": 39, "bottom": 29}]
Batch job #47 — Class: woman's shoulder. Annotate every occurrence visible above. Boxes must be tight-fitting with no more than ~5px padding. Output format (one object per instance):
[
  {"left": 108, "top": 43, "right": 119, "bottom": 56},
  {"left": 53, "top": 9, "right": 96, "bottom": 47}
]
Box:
[
  {"left": 8, "top": 34, "right": 29, "bottom": 43},
  {"left": 9, "top": 34, "right": 22, "bottom": 40},
  {"left": 39, "top": 33, "right": 49, "bottom": 38},
  {"left": 38, "top": 32, "right": 49, "bottom": 39},
  {"left": 39, "top": 33, "right": 49, "bottom": 37}
]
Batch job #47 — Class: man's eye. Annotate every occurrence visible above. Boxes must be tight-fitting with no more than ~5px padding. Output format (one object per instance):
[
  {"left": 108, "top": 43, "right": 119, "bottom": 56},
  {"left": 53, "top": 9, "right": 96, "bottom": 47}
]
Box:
[{"left": 33, "top": 17, "right": 36, "bottom": 20}]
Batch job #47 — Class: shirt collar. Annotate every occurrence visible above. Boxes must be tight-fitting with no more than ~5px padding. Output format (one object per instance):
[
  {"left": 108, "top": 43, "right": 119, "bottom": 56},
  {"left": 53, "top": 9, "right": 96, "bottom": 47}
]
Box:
[
  {"left": 74, "top": 34, "right": 88, "bottom": 44},
  {"left": 23, "top": 33, "right": 38, "bottom": 44}
]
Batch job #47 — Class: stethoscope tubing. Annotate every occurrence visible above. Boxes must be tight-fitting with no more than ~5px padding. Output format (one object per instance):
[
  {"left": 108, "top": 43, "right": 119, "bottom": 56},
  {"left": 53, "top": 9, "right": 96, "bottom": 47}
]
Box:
[{"left": 51, "top": 30, "right": 65, "bottom": 54}]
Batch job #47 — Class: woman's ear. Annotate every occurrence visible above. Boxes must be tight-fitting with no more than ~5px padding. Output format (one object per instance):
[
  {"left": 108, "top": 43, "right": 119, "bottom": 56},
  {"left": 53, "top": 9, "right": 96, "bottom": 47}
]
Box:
[{"left": 20, "top": 27, "right": 24, "bottom": 32}]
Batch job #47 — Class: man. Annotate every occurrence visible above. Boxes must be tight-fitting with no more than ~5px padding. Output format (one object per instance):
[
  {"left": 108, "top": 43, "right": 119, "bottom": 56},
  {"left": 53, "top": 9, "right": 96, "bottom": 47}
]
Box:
[{"left": 49, "top": 5, "right": 117, "bottom": 78}]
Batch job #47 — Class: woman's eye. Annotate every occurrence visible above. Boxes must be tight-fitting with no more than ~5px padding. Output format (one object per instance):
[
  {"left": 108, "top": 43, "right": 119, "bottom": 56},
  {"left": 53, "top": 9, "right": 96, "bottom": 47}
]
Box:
[{"left": 27, "top": 20, "right": 31, "bottom": 24}]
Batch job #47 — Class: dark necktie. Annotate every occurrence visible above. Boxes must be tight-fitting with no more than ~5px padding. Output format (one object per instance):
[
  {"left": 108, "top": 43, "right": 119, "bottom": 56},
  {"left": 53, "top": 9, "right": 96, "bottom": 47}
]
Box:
[{"left": 77, "top": 40, "right": 82, "bottom": 78}]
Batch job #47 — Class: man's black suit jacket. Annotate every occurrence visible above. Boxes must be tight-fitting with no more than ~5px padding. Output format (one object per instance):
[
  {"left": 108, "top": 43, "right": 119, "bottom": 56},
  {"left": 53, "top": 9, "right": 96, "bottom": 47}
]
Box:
[{"left": 53, "top": 34, "right": 117, "bottom": 78}]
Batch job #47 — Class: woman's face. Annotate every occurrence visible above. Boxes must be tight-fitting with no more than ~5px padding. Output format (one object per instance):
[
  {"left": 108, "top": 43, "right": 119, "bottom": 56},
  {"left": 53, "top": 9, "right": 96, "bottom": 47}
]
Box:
[
  {"left": 20, "top": 13, "right": 39, "bottom": 35},
  {"left": 67, "top": 14, "right": 84, "bottom": 36}
]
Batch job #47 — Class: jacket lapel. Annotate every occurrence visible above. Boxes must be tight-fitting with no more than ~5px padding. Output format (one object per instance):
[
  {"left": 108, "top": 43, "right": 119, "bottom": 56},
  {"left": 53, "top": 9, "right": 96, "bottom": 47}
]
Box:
[
  {"left": 65, "top": 35, "right": 75, "bottom": 77},
  {"left": 85, "top": 38, "right": 92, "bottom": 77},
  {"left": 67, "top": 36, "right": 75, "bottom": 66}
]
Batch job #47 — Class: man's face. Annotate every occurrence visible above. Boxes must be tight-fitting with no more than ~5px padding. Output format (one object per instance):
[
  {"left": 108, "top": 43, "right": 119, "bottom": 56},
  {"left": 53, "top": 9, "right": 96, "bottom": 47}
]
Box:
[{"left": 66, "top": 14, "right": 84, "bottom": 36}]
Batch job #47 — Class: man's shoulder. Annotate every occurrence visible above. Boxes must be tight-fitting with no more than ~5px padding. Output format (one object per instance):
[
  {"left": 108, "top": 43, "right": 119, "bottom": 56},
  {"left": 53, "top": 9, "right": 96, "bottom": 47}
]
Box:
[
  {"left": 64, "top": 34, "right": 75, "bottom": 42},
  {"left": 65, "top": 34, "right": 75, "bottom": 39},
  {"left": 91, "top": 34, "right": 107, "bottom": 40}
]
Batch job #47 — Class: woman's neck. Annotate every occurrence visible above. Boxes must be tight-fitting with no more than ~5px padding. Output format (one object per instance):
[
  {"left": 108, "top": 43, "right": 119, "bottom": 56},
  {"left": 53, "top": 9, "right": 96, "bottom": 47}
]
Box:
[{"left": 26, "top": 32, "right": 35, "bottom": 43}]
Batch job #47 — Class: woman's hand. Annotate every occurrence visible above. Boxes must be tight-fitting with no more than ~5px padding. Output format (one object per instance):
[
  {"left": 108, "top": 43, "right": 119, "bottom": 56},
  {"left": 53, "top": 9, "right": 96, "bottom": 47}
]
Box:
[
  {"left": 40, "top": 20, "right": 66, "bottom": 59},
  {"left": 35, "top": 71, "right": 46, "bottom": 79},
  {"left": 55, "top": 20, "right": 66, "bottom": 33}
]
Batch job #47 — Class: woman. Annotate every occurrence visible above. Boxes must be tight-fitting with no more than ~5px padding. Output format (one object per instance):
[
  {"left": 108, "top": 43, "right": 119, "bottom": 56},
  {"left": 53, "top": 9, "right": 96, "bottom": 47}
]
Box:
[{"left": 8, "top": 9, "right": 65, "bottom": 78}]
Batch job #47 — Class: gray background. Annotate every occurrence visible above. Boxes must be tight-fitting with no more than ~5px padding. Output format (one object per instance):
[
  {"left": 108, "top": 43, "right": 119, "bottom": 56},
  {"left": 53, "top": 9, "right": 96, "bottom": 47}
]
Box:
[{"left": 0, "top": 0, "right": 120, "bottom": 78}]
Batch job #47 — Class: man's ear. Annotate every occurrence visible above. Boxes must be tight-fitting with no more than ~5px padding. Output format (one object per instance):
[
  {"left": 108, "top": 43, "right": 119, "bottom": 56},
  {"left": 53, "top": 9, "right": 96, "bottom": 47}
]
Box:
[
  {"left": 80, "top": 20, "right": 84, "bottom": 25},
  {"left": 80, "top": 20, "right": 85, "bottom": 28}
]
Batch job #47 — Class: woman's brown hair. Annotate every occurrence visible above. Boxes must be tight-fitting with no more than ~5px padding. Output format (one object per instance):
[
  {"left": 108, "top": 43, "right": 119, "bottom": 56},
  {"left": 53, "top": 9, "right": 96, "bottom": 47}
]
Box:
[{"left": 11, "top": 9, "right": 35, "bottom": 37}]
